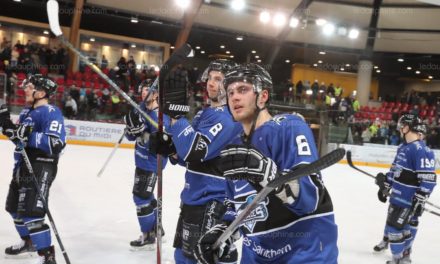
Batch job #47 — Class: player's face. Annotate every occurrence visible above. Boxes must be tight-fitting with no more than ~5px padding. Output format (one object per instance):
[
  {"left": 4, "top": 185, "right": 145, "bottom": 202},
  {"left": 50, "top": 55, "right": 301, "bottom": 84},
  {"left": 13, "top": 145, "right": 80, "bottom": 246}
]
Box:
[
  {"left": 206, "top": 71, "right": 224, "bottom": 100},
  {"left": 24, "top": 82, "right": 36, "bottom": 104},
  {"left": 141, "top": 86, "right": 149, "bottom": 101},
  {"left": 227, "top": 81, "right": 257, "bottom": 123}
]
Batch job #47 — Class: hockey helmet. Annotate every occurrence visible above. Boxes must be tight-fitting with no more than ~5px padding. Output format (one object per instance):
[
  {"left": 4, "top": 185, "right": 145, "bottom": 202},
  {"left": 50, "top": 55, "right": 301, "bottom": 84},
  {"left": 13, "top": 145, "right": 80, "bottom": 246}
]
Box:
[
  {"left": 23, "top": 74, "right": 57, "bottom": 98},
  {"left": 223, "top": 63, "right": 273, "bottom": 94},
  {"left": 397, "top": 113, "right": 426, "bottom": 134}
]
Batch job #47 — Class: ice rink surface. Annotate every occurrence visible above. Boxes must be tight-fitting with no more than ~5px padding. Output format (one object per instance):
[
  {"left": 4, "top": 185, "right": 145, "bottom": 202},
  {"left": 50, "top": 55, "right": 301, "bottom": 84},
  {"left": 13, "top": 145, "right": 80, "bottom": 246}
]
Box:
[{"left": 1, "top": 140, "right": 439, "bottom": 264}]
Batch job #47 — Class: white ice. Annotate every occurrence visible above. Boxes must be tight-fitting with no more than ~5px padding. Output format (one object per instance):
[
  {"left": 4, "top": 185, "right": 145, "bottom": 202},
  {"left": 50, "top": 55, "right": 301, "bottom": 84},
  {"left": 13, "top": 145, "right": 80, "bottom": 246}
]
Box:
[{"left": 1, "top": 140, "right": 439, "bottom": 264}]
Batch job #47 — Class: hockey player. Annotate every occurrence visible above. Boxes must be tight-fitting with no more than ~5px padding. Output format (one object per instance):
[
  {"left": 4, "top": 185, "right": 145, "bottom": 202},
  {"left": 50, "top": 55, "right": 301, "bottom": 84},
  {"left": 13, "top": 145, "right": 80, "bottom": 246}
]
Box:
[
  {"left": 150, "top": 60, "right": 241, "bottom": 263},
  {"left": 0, "top": 74, "right": 66, "bottom": 264},
  {"left": 124, "top": 80, "right": 170, "bottom": 250},
  {"left": 194, "top": 63, "right": 339, "bottom": 263},
  {"left": 374, "top": 114, "right": 436, "bottom": 264}
]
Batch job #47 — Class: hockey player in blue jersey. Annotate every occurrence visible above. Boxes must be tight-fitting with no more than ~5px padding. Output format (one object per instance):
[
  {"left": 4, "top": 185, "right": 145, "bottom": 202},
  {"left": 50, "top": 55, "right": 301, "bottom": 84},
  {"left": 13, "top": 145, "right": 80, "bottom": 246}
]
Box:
[
  {"left": 0, "top": 74, "right": 66, "bottom": 264},
  {"left": 124, "top": 80, "right": 170, "bottom": 250},
  {"left": 374, "top": 114, "right": 436, "bottom": 264},
  {"left": 149, "top": 60, "right": 241, "bottom": 264},
  {"left": 194, "top": 63, "right": 339, "bottom": 264}
]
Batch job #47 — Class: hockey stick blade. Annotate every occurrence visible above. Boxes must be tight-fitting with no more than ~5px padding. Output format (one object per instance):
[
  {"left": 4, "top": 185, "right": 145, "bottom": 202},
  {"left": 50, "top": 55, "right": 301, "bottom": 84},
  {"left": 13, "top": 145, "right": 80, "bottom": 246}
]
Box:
[
  {"left": 346, "top": 151, "right": 440, "bottom": 212},
  {"left": 213, "top": 148, "right": 346, "bottom": 249},
  {"left": 47, "top": 0, "right": 63, "bottom": 36}
]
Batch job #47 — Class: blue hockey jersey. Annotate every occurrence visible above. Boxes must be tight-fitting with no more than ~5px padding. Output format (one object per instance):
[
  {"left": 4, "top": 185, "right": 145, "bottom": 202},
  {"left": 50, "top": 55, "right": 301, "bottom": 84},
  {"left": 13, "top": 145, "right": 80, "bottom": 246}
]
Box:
[
  {"left": 388, "top": 140, "right": 437, "bottom": 208},
  {"left": 225, "top": 114, "right": 338, "bottom": 263},
  {"left": 13, "top": 104, "right": 66, "bottom": 171},
  {"left": 168, "top": 105, "right": 242, "bottom": 205},
  {"left": 125, "top": 104, "right": 170, "bottom": 173}
]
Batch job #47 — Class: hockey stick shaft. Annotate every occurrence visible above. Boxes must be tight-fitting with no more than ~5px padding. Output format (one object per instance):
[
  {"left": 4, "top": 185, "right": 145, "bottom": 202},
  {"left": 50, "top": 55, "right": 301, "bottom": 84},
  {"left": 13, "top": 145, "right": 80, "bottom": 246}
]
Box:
[
  {"left": 213, "top": 148, "right": 346, "bottom": 249},
  {"left": 19, "top": 148, "right": 71, "bottom": 264},
  {"left": 46, "top": 0, "right": 159, "bottom": 130},
  {"left": 346, "top": 151, "right": 440, "bottom": 212},
  {"left": 97, "top": 128, "right": 127, "bottom": 177}
]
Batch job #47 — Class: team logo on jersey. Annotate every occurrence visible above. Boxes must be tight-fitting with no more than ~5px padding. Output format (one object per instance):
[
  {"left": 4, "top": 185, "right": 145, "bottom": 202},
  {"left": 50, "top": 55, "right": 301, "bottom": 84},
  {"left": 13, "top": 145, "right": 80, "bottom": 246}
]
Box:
[
  {"left": 238, "top": 194, "right": 269, "bottom": 233},
  {"left": 65, "top": 125, "right": 77, "bottom": 136}
]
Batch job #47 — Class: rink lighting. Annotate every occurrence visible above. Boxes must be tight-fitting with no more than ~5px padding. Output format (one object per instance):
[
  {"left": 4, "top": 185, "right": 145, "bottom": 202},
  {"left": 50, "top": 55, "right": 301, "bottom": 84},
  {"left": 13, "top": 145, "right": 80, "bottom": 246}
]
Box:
[
  {"left": 251, "top": 50, "right": 256, "bottom": 54},
  {"left": 318, "top": 60, "right": 323, "bottom": 64},
  {"left": 255, "top": 55, "right": 260, "bottom": 59},
  {"left": 226, "top": 51, "right": 231, "bottom": 54},
  {"left": 273, "top": 13, "right": 287, "bottom": 27},
  {"left": 415, "top": 71, "right": 421, "bottom": 74},
  {"left": 259, "top": 11, "right": 271, "bottom": 24},
  {"left": 340, "top": 68, "right": 345, "bottom": 71},
  {"left": 316, "top": 18, "right": 327, "bottom": 26},
  {"left": 257, "top": 59, "right": 261, "bottom": 63},
  {"left": 313, "top": 63, "right": 318, "bottom": 67},
  {"left": 306, "top": 89, "right": 313, "bottom": 95},
  {"left": 131, "top": 44, "right": 136, "bottom": 48},
  {"left": 289, "top": 17, "right": 299, "bottom": 28},
  {"left": 429, "top": 76, "right": 433, "bottom": 79},
  {"left": 220, "top": 45, "right": 225, "bottom": 49},
  {"left": 374, "top": 66, "right": 378, "bottom": 69},
  {"left": 231, "top": 0, "right": 245, "bottom": 11},
  {"left": 195, "top": 46, "right": 201, "bottom": 49},
  {"left": 323, "top": 23, "right": 335, "bottom": 36},
  {"left": 319, "top": 51, "right": 326, "bottom": 55},
  {"left": 348, "top": 29, "right": 359, "bottom": 39},
  {"left": 407, "top": 66, "right": 412, "bottom": 70},
  {"left": 90, "top": 38, "right": 95, "bottom": 42},
  {"left": 170, "top": 46, "right": 175, "bottom": 49},
  {"left": 345, "top": 64, "right": 350, "bottom": 67},
  {"left": 285, "top": 59, "right": 290, "bottom": 63},
  {"left": 200, "top": 50, "right": 205, "bottom": 54},
  {"left": 397, "top": 58, "right": 404, "bottom": 62},
  {"left": 130, "top": 17, "right": 138, "bottom": 23},
  {"left": 337, "top": 27, "right": 347, "bottom": 36},
  {"left": 14, "top": 0, "right": 22, "bottom": 2},
  {"left": 176, "top": 0, "right": 190, "bottom": 9},
  {"left": 236, "top": 36, "right": 244, "bottom": 41},
  {"left": 43, "top": 30, "right": 49, "bottom": 35},
  {"left": 230, "top": 55, "right": 234, "bottom": 58},
  {"left": 376, "top": 70, "right": 381, "bottom": 73}
]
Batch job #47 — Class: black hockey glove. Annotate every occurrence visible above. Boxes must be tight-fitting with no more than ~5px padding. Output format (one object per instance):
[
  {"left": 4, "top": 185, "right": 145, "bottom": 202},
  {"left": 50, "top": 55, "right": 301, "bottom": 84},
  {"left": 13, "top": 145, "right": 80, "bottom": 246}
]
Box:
[
  {"left": 124, "top": 109, "right": 145, "bottom": 137},
  {"left": 149, "top": 131, "right": 176, "bottom": 157},
  {"left": 194, "top": 223, "right": 239, "bottom": 264},
  {"left": 162, "top": 67, "right": 189, "bottom": 119},
  {"left": 219, "top": 144, "right": 279, "bottom": 187},
  {"left": 412, "top": 191, "right": 428, "bottom": 217},
  {"left": 375, "top": 172, "right": 391, "bottom": 203},
  {"left": 3, "top": 123, "right": 32, "bottom": 142},
  {"left": 0, "top": 104, "right": 11, "bottom": 127}
]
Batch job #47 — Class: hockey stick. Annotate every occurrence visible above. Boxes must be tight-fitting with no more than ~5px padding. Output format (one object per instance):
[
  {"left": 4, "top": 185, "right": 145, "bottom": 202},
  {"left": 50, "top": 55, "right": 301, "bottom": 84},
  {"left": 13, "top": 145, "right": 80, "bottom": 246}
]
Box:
[
  {"left": 46, "top": 0, "right": 159, "bottom": 130},
  {"left": 156, "top": 43, "right": 193, "bottom": 264},
  {"left": 213, "top": 148, "right": 346, "bottom": 249},
  {"left": 18, "top": 146, "right": 71, "bottom": 264},
  {"left": 346, "top": 151, "right": 440, "bottom": 212},
  {"left": 97, "top": 128, "right": 127, "bottom": 177}
]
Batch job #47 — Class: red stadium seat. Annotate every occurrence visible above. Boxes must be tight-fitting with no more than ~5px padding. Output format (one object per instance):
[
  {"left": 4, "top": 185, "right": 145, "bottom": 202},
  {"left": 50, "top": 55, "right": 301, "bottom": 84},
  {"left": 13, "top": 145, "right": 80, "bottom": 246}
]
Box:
[
  {"left": 382, "top": 102, "right": 388, "bottom": 108},
  {"left": 56, "top": 78, "right": 64, "bottom": 86},
  {"left": 66, "top": 79, "right": 74, "bottom": 86},
  {"left": 419, "top": 110, "right": 427, "bottom": 119},
  {"left": 84, "top": 81, "right": 92, "bottom": 89},
  {"left": 74, "top": 72, "right": 83, "bottom": 80},
  {"left": 389, "top": 102, "right": 395, "bottom": 108},
  {"left": 75, "top": 80, "right": 83, "bottom": 87}
]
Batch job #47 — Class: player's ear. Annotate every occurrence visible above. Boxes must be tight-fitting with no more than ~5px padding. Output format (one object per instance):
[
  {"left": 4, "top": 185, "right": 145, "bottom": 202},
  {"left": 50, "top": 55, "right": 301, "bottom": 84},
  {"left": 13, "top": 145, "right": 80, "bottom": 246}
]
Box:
[{"left": 258, "top": 90, "right": 269, "bottom": 106}]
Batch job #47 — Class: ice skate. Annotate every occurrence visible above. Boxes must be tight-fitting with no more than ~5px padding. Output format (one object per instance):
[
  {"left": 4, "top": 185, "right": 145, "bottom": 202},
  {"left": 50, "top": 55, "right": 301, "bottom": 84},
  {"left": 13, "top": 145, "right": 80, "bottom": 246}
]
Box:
[
  {"left": 130, "top": 230, "right": 156, "bottom": 251},
  {"left": 35, "top": 246, "right": 56, "bottom": 264},
  {"left": 373, "top": 237, "right": 389, "bottom": 252},
  {"left": 4, "top": 237, "right": 37, "bottom": 259}
]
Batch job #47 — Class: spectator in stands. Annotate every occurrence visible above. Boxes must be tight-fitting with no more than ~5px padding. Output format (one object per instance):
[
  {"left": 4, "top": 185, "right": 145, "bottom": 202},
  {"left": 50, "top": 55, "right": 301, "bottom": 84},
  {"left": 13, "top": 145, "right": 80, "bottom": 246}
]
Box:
[
  {"left": 334, "top": 84, "right": 343, "bottom": 98},
  {"left": 64, "top": 95, "right": 78, "bottom": 119},
  {"left": 69, "top": 85, "right": 80, "bottom": 104},
  {"left": 296, "top": 80, "right": 303, "bottom": 102},
  {"left": 327, "top": 83, "right": 335, "bottom": 96},
  {"left": 14, "top": 40, "right": 23, "bottom": 51},
  {"left": 352, "top": 96, "right": 360, "bottom": 112},
  {"left": 86, "top": 91, "right": 98, "bottom": 120},
  {"left": 369, "top": 121, "right": 379, "bottom": 138},
  {"left": 410, "top": 104, "right": 420, "bottom": 117},
  {"left": 110, "top": 91, "right": 121, "bottom": 117},
  {"left": 10, "top": 47, "right": 19, "bottom": 68},
  {"left": 1, "top": 37, "right": 8, "bottom": 51},
  {"left": 362, "top": 127, "right": 372, "bottom": 143},
  {"left": 101, "top": 55, "right": 108, "bottom": 69},
  {"left": 311, "top": 79, "right": 319, "bottom": 104},
  {"left": 389, "top": 131, "right": 400, "bottom": 146}
]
